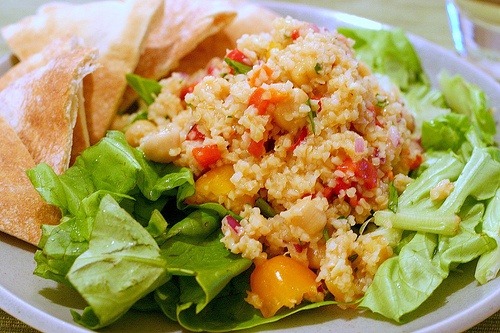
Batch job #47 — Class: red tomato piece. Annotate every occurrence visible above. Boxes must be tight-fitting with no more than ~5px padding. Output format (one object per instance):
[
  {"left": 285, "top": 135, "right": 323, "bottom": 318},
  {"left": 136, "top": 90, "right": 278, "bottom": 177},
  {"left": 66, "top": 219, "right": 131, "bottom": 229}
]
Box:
[
  {"left": 248, "top": 139, "right": 265, "bottom": 157},
  {"left": 332, "top": 178, "right": 352, "bottom": 195},
  {"left": 248, "top": 87, "right": 270, "bottom": 115},
  {"left": 180, "top": 82, "right": 197, "bottom": 101},
  {"left": 288, "top": 126, "right": 308, "bottom": 152},
  {"left": 186, "top": 124, "right": 205, "bottom": 141},
  {"left": 337, "top": 158, "right": 356, "bottom": 174},
  {"left": 192, "top": 144, "right": 221, "bottom": 168},
  {"left": 409, "top": 153, "right": 423, "bottom": 170},
  {"left": 226, "top": 49, "right": 252, "bottom": 65},
  {"left": 355, "top": 158, "right": 378, "bottom": 189}
]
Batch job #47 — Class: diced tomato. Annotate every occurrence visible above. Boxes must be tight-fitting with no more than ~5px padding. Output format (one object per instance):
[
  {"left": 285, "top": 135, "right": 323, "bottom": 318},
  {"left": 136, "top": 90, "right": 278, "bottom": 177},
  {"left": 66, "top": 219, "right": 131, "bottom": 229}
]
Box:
[
  {"left": 226, "top": 49, "right": 252, "bottom": 66},
  {"left": 291, "top": 29, "right": 300, "bottom": 40},
  {"left": 288, "top": 126, "right": 308, "bottom": 152},
  {"left": 332, "top": 178, "right": 352, "bottom": 195},
  {"left": 314, "top": 99, "right": 323, "bottom": 113},
  {"left": 293, "top": 243, "right": 304, "bottom": 253},
  {"left": 322, "top": 181, "right": 359, "bottom": 206},
  {"left": 355, "top": 158, "right": 378, "bottom": 189},
  {"left": 336, "top": 158, "right": 357, "bottom": 175},
  {"left": 180, "top": 82, "right": 197, "bottom": 101},
  {"left": 348, "top": 195, "right": 359, "bottom": 207},
  {"left": 336, "top": 158, "right": 378, "bottom": 190},
  {"left": 248, "top": 87, "right": 288, "bottom": 115},
  {"left": 192, "top": 144, "right": 221, "bottom": 168},
  {"left": 409, "top": 154, "right": 423, "bottom": 170},
  {"left": 248, "top": 139, "right": 266, "bottom": 157},
  {"left": 248, "top": 64, "right": 273, "bottom": 87},
  {"left": 206, "top": 65, "right": 217, "bottom": 76},
  {"left": 321, "top": 186, "right": 335, "bottom": 201},
  {"left": 186, "top": 124, "right": 205, "bottom": 141},
  {"left": 248, "top": 87, "right": 271, "bottom": 115}
]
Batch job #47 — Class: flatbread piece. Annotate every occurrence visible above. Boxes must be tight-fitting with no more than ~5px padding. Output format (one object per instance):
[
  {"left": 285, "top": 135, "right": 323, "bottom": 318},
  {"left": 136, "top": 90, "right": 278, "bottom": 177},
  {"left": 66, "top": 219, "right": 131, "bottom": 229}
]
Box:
[
  {"left": 0, "top": 117, "right": 61, "bottom": 245},
  {"left": 0, "top": 38, "right": 97, "bottom": 164},
  {"left": 0, "top": 40, "right": 97, "bottom": 174},
  {"left": 2, "top": 0, "right": 163, "bottom": 144}
]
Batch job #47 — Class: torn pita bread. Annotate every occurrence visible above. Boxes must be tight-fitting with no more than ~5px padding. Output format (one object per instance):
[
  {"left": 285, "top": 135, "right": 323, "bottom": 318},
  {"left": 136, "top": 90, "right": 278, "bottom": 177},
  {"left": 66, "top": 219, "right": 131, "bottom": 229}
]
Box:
[
  {"left": 119, "top": 0, "right": 237, "bottom": 111},
  {"left": 2, "top": 0, "right": 163, "bottom": 144},
  {"left": 0, "top": 40, "right": 97, "bottom": 175},
  {"left": 0, "top": 117, "right": 61, "bottom": 245},
  {"left": 173, "top": 1, "right": 279, "bottom": 75},
  {"left": 0, "top": 38, "right": 96, "bottom": 164}
]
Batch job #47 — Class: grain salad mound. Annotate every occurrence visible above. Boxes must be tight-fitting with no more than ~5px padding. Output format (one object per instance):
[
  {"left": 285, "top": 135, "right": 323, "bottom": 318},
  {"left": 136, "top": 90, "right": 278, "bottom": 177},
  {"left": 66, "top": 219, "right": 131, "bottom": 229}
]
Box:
[{"left": 116, "top": 16, "right": 423, "bottom": 314}]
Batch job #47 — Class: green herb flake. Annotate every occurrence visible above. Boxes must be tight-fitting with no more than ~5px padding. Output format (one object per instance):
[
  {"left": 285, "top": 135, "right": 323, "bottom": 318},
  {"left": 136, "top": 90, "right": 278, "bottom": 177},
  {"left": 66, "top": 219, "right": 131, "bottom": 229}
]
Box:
[
  {"left": 224, "top": 58, "right": 252, "bottom": 75},
  {"left": 323, "top": 228, "right": 330, "bottom": 241},
  {"left": 314, "top": 63, "right": 322, "bottom": 74},
  {"left": 255, "top": 197, "right": 276, "bottom": 218},
  {"left": 308, "top": 110, "right": 317, "bottom": 134},
  {"left": 132, "top": 110, "right": 149, "bottom": 122},
  {"left": 388, "top": 182, "right": 398, "bottom": 212},
  {"left": 375, "top": 93, "right": 389, "bottom": 108}
]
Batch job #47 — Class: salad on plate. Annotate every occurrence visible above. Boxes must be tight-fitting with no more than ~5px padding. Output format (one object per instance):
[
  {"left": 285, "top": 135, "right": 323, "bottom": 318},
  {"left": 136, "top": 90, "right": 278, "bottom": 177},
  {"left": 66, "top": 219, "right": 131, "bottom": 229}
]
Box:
[{"left": 0, "top": 0, "right": 498, "bottom": 332}]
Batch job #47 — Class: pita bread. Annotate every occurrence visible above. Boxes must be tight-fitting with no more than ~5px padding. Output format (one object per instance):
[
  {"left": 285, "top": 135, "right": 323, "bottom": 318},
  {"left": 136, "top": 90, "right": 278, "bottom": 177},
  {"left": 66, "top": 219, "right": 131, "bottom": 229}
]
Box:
[
  {"left": 0, "top": 117, "right": 61, "bottom": 245},
  {"left": 0, "top": 40, "right": 97, "bottom": 174},
  {"left": 119, "top": 0, "right": 237, "bottom": 111},
  {"left": 173, "top": 1, "right": 279, "bottom": 75},
  {"left": 2, "top": 0, "right": 163, "bottom": 144},
  {"left": 0, "top": 38, "right": 96, "bottom": 164}
]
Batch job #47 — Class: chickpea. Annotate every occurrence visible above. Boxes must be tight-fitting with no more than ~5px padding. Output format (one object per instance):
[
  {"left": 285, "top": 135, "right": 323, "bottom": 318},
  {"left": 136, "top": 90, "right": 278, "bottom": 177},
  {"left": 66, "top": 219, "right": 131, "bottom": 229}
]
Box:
[
  {"left": 139, "top": 123, "right": 181, "bottom": 163},
  {"left": 283, "top": 197, "right": 328, "bottom": 237},
  {"left": 271, "top": 88, "right": 309, "bottom": 133},
  {"left": 125, "top": 120, "right": 157, "bottom": 147}
]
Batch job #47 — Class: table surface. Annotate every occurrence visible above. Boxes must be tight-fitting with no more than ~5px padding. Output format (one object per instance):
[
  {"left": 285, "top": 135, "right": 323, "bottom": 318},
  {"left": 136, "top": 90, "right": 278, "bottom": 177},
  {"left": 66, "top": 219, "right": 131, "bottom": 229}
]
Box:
[{"left": 0, "top": 0, "right": 498, "bottom": 332}]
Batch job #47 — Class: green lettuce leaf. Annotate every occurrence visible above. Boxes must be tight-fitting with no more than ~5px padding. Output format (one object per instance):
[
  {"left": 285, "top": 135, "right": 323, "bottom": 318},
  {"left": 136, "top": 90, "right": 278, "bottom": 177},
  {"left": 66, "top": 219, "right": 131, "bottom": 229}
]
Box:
[
  {"left": 69, "top": 195, "right": 169, "bottom": 329},
  {"left": 363, "top": 200, "right": 496, "bottom": 322},
  {"left": 475, "top": 188, "right": 500, "bottom": 284},
  {"left": 126, "top": 73, "right": 162, "bottom": 106},
  {"left": 29, "top": 131, "right": 195, "bottom": 283},
  {"left": 438, "top": 72, "right": 496, "bottom": 146},
  {"left": 421, "top": 113, "right": 470, "bottom": 151},
  {"left": 153, "top": 209, "right": 253, "bottom": 329},
  {"left": 337, "top": 27, "right": 428, "bottom": 90},
  {"left": 29, "top": 131, "right": 256, "bottom": 330},
  {"left": 403, "top": 84, "right": 449, "bottom": 132}
]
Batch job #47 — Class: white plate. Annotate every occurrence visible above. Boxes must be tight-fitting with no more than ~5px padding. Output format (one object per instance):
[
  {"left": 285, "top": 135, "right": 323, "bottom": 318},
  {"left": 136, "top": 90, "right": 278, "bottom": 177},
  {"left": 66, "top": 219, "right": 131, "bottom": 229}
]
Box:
[{"left": 1, "top": 1, "right": 499, "bottom": 333}]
